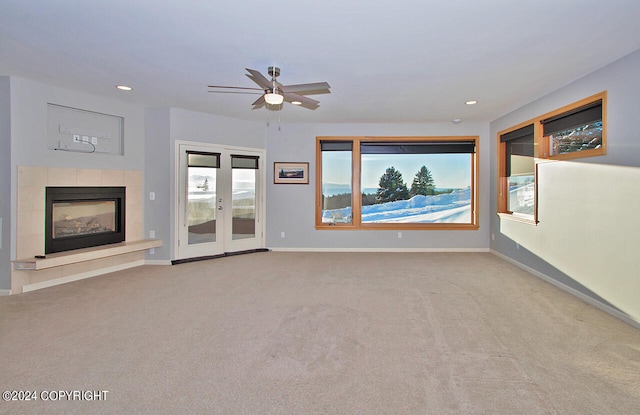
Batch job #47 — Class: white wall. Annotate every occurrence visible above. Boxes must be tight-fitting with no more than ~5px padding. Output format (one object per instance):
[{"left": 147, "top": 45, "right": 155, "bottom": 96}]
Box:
[
  {"left": 490, "top": 49, "right": 640, "bottom": 324},
  {"left": 265, "top": 122, "right": 491, "bottom": 250}
]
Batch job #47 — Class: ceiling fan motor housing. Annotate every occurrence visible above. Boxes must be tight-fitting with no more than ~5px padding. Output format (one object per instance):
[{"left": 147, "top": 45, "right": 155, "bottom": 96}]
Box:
[{"left": 267, "top": 66, "right": 280, "bottom": 78}]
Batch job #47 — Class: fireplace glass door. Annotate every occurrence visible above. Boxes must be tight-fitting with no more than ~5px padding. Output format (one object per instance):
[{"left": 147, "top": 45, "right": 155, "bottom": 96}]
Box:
[{"left": 53, "top": 200, "right": 117, "bottom": 239}]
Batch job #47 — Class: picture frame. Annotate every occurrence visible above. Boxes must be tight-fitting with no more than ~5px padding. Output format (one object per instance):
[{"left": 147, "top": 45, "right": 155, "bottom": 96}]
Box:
[{"left": 274, "top": 162, "right": 309, "bottom": 184}]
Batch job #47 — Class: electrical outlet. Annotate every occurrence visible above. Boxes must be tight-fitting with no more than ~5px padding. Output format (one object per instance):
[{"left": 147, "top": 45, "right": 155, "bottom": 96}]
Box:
[
  {"left": 149, "top": 192, "right": 155, "bottom": 201},
  {"left": 149, "top": 248, "right": 155, "bottom": 255},
  {"left": 397, "top": 232, "right": 402, "bottom": 239},
  {"left": 280, "top": 231, "right": 285, "bottom": 238},
  {"left": 91, "top": 136, "right": 98, "bottom": 145},
  {"left": 149, "top": 230, "right": 155, "bottom": 238},
  {"left": 73, "top": 135, "right": 81, "bottom": 143}
]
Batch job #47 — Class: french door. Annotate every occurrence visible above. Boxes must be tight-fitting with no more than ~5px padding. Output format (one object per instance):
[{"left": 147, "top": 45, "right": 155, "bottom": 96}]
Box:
[{"left": 175, "top": 142, "right": 265, "bottom": 260}]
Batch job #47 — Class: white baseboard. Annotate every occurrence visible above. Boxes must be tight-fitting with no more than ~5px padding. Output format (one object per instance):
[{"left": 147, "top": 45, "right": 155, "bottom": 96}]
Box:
[
  {"left": 269, "top": 247, "right": 490, "bottom": 253},
  {"left": 490, "top": 249, "right": 639, "bottom": 330},
  {"left": 145, "top": 259, "right": 172, "bottom": 266},
  {"left": 0, "top": 289, "right": 10, "bottom": 296}
]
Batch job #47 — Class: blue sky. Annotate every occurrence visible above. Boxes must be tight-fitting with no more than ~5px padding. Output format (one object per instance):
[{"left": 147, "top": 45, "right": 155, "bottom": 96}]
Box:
[{"left": 323, "top": 152, "right": 471, "bottom": 189}]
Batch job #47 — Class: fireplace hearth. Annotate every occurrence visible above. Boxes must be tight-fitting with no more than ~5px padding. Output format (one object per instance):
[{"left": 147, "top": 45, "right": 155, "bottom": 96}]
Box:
[{"left": 45, "top": 187, "right": 126, "bottom": 254}]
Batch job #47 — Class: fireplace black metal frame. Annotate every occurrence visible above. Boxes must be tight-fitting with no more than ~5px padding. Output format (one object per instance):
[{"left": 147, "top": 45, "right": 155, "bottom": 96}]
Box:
[{"left": 45, "top": 186, "right": 126, "bottom": 254}]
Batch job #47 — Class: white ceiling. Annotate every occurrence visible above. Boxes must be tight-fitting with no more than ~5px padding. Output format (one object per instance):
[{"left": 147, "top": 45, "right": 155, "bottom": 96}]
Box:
[{"left": 1, "top": 0, "right": 640, "bottom": 124}]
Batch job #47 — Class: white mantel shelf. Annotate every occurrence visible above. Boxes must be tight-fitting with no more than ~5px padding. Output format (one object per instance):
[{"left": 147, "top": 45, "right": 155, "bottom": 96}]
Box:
[{"left": 13, "top": 239, "right": 162, "bottom": 271}]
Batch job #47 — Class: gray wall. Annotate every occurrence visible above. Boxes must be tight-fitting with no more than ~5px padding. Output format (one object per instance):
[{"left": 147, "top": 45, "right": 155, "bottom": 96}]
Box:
[
  {"left": 144, "top": 108, "right": 172, "bottom": 262},
  {"left": 2, "top": 76, "right": 147, "bottom": 290},
  {"left": 9, "top": 77, "right": 145, "bottom": 171},
  {"left": 490, "top": 49, "right": 640, "bottom": 323},
  {"left": 265, "top": 121, "right": 491, "bottom": 250},
  {"left": 0, "top": 77, "right": 11, "bottom": 290}
]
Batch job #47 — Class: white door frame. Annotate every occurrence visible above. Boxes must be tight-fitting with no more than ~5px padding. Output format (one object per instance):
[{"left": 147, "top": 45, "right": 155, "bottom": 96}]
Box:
[{"left": 174, "top": 140, "right": 266, "bottom": 260}]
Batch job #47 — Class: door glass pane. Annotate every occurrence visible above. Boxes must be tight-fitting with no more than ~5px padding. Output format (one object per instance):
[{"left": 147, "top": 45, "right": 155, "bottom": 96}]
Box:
[
  {"left": 188, "top": 166, "right": 217, "bottom": 244},
  {"left": 232, "top": 168, "right": 256, "bottom": 240}
]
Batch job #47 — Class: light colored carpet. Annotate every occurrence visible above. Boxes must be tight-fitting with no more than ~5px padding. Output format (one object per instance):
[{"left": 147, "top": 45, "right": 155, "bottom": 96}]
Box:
[{"left": 0, "top": 252, "right": 638, "bottom": 414}]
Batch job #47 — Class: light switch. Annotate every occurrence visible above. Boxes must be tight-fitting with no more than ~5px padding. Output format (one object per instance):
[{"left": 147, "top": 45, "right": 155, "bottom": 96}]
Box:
[{"left": 149, "top": 192, "right": 155, "bottom": 201}]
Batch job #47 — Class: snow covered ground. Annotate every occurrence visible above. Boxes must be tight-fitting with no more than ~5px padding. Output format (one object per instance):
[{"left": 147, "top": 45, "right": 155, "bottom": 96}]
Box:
[{"left": 322, "top": 188, "right": 471, "bottom": 223}]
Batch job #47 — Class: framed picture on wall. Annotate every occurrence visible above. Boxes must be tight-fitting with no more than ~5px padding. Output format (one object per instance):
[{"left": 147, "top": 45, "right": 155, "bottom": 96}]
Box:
[{"left": 274, "top": 162, "right": 309, "bottom": 184}]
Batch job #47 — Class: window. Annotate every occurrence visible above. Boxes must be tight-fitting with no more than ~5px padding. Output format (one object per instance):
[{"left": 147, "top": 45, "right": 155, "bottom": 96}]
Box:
[
  {"left": 318, "top": 140, "right": 353, "bottom": 225},
  {"left": 497, "top": 91, "right": 606, "bottom": 224},
  {"left": 498, "top": 124, "right": 536, "bottom": 221},
  {"left": 316, "top": 136, "right": 479, "bottom": 230},
  {"left": 541, "top": 92, "right": 606, "bottom": 159}
]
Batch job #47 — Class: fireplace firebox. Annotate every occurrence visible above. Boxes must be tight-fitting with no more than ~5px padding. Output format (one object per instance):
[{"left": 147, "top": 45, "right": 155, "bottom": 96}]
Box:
[{"left": 45, "top": 187, "right": 126, "bottom": 254}]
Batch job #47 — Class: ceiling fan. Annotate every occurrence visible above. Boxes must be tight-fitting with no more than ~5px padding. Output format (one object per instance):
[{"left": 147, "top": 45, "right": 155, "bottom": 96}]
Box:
[{"left": 208, "top": 67, "right": 330, "bottom": 110}]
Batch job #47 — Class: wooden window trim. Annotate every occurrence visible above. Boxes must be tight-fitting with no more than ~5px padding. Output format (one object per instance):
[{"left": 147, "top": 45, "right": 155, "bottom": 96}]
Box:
[
  {"left": 497, "top": 91, "right": 607, "bottom": 224},
  {"left": 540, "top": 91, "right": 607, "bottom": 160},
  {"left": 497, "top": 121, "right": 539, "bottom": 225}
]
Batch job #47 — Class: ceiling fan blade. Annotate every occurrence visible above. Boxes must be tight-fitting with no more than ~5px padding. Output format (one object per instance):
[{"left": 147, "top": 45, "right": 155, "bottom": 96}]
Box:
[
  {"left": 280, "top": 82, "right": 331, "bottom": 94},
  {"left": 251, "top": 95, "right": 266, "bottom": 109},
  {"left": 208, "top": 90, "right": 262, "bottom": 95},
  {"left": 283, "top": 92, "right": 320, "bottom": 110},
  {"left": 245, "top": 68, "right": 273, "bottom": 89},
  {"left": 208, "top": 85, "right": 263, "bottom": 91}
]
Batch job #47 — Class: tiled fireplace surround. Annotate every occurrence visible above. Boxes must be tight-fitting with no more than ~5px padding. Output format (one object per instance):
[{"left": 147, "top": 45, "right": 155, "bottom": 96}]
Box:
[{"left": 12, "top": 166, "right": 156, "bottom": 294}]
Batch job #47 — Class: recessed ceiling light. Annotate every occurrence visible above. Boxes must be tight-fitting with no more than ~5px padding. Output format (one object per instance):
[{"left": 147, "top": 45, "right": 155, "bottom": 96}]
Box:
[
  {"left": 452, "top": 118, "right": 462, "bottom": 124},
  {"left": 291, "top": 101, "right": 302, "bottom": 105},
  {"left": 465, "top": 100, "right": 478, "bottom": 105},
  {"left": 116, "top": 85, "right": 133, "bottom": 91}
]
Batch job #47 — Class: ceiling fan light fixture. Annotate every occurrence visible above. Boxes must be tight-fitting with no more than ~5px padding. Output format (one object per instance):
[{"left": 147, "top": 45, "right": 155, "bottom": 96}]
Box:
[
  {"left": 264, "top": 89, "right": 284, "bottom": 105},
  {"left": 291, "top": 100, "right": 302, "bottom": 105}
]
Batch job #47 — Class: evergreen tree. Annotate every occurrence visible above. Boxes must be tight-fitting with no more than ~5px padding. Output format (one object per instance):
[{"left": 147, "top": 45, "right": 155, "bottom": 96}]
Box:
[
  {"left": 410, "top": 165, "right": 435, "bottom": 196},
  {"left": 376, "top": 166, "right": 410, "bottom": 203}
]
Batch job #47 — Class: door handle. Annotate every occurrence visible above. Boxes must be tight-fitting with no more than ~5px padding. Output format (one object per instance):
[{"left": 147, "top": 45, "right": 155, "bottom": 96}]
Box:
[{"left": 218, "top": 206, "right": 223, "bottom": 210}]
